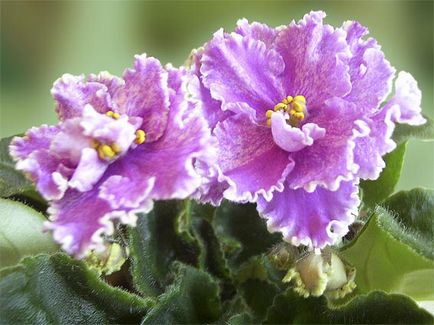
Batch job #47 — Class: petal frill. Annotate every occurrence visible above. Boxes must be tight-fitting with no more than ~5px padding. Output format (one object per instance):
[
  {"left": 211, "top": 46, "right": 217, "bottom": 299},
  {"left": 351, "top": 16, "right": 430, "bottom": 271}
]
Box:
[
  {"left": 234, "top": 18, "right": 278, "bottom": 47},
  {"left": 270, "top": 112, "right": 326, "bottom": 152},
  {"left": 287, "top": 98, "right": 369, "bottom": 192},
  {"left": 201, "top": 30, "right": 285, "bottom": 118},
  {"left": 10, "top": 124, "right": 59, "bottom": 159},
  {"left": 342, "top": 21, "right": 395, "bottom": 112},
  {"left": 10, "top": 125, "right": 71, "bottom": 200},
  {"left": 51, "top": 74, "right": 113, "bottom": 121},
  {"left": 101, "top": 68, "right": 215, "bottom": 206},
  {"left": 257, "top": 180, "right": 360, "bottom": 249},
  {"left": 354, "top": 71, "right": 426, "bottom": 179},
  {"left": 114, "top": 54, "right": 170, "bottom": 142},
  {"left": 189, "top": 48, "right": 232, "bottom": 129},
  {"left": 214, "top": 113, "right": 294, "bottom": 202},
  {"left": 46, "top": 187, "right": 141, "bottom": 258},
  {"left": 273, "top": 11, "right": 351, "bottom": 107}
]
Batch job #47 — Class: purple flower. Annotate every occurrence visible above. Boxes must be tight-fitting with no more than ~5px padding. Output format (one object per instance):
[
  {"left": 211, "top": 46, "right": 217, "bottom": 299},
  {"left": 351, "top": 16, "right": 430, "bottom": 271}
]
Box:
[
  {"left": 192, "top": 11, "right": 425, "bottom": 249},
  {"left": 10, "top": 55, "right": 215, "bottom": 258}
]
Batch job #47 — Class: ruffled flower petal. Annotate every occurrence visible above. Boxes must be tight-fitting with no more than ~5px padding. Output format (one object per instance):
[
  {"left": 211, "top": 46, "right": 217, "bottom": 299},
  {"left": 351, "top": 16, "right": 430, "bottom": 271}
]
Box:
[
  {"left": 214, "top": 113, "right": 294, "bottom": 202},
  {"left": 342, "top": 21, "right": 395, "bottom": 111},
  {"left": 235, "top": 18, "right": 278, "bottom": 47},
  {"left": 257, "top": 180, "right": 360, "bottom": 249},
  {"left": 270, "top": 112, "right": 326, "bottom": 152},
  {"left": 52, "top": 74, "right": 113, "bottom": 121},
  {"left": 10, "top": 125, "right": 59, "bottom": 159},
  {"left": 188, "top": 48, "right": 232, "bottom": 129},
  {"left": 15, "top": 150, "right": 70, "bottom": 200},
  {"left": 273, "top": 11, "right": 351, "bottom": 107},
  {"left": 354, "top": 71, "right": 425, "bottom": 179},
  {"left": 46, "top": 187, "right": 143, "bottom": 259},
  {"left": 287, "top": 98, "right": 369, "bottom": 192},
  {"left": 114, "top": 54, "right": 170, "bottom": 142},
  {"left": 10, "top": 125, "right": 71, "bottom": 200},
  {"left": 201, "top": 30, "right": 285, "bottom": 117}
]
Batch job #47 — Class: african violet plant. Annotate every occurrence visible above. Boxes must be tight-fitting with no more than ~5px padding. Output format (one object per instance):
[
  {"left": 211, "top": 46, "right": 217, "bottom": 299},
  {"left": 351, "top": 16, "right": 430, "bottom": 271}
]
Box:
[{"left": 1, "top": 11, "right": 433, "bottom": 324}]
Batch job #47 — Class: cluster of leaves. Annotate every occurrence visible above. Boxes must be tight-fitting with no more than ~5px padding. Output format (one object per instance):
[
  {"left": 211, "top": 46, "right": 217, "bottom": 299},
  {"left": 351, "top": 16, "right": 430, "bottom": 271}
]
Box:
[{"left": 0, "top": 116, "right": 433, "bottom": 324}]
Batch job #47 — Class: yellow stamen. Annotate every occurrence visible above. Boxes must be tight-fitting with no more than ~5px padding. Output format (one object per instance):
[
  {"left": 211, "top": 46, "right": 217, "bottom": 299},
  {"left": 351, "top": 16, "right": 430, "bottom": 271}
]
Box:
[
  {"left": 106, "top": 111, "right": 114, "bottom": 117},
  {"left": 101, "top": 145, "right": 115, "bottom": 158},
  {"left": 293, "top": 101, "right": 305, "bottom": 112},
  {"left": 266, "top": 119, "right": 272, "bottom": 127},
  {"left": 135, "top": 129, "right": 146, "bottom": 144},
  {"left": 294, "top": 95, "right": 306, "bottom": 103},
  {"left": 106, "top": 111, "right": 120, "bottom": 119},
  {"left": 294, "top": 112, "right": 304, "bottom": 120},
  {"left": 282, "top": 96, "right": 293, "bottom": 105},
  {"left": 111, "top": 143, "right": 121, "bottom": 154},
  {"left": 112, "top": 112, "right": 120, "bottom": 119},
  {"left": 266, "top": 110, "right": 274, "bottom": 119},
  {"left": 289, "top": 109, "right": 296, "bottom": 116},
  {"left": 274, "top": 103, "right": 287, "bottom": 111}
]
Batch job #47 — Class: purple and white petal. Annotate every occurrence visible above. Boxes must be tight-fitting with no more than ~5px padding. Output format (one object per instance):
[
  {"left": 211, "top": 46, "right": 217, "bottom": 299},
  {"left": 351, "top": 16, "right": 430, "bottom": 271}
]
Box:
[
  {"left": 201, "top": 30, "right": 285, "bottom": 118},
  {"left": 68, "top": 148, "right": 108, "bottom": 192},
  {"left": 189, "top": 48, "right": 232, "bottom": 129},
  {"left": 342, "top": 21, "right": 395, "bottom": 112},
  {"left": 270, "top": 112, "right": 326, "bottom": 152},
  {"left": 114, "top": 54, "right": 170, "bottom": 142},
  {"left": 46, "top": 187, "right": 142, "bottom": 258},
  {"left": 10, "top": 124, "right": 60, "bottom": 160},
  {"left": 52, "top": 74, "right": 113, "bottom": 120},
  {"left": 354, "top": 71, "right": 425, "bottom": 179},
  {"left": 15, "top": 150, "right": 70, "bottom": 200},
  {"left": 273, "top": 11, "right": 351, "bottom": 107},
  {"left": 214, "top": 113, "right": 294, "bottom": 202},
  {"left": 257, "top": 180, "right": 360, "bottom": 249},
  {"left": 287, "top": 98, "right": 369, "bottom": 192},
  {"left": 235, "top": 18, "right": 278, "bottom": 47}
]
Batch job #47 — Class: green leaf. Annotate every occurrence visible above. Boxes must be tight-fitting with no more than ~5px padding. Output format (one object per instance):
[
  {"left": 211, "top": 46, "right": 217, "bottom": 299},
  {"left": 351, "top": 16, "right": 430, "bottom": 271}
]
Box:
[
  {"left": 381, "top": 188, "right": 434, "bottom": 260},
  {"left": 0, "top": 198, "right": 58, "bottom": 268},
  {"left": 129, "top": 200, "right": 201, "bottom": 297},
  {"left": 0, "top": 254, "right": 152, "bottom": 324},
  {"left": 221, "top": 294, "right": 254, "bottom": 325},
  {"left": 264, "top": 289, "right": 433, "bottom": 324},
  {"left": 340, "top": 205, "right": 434, "bottom": 300},
  {"left": 393, "top": 114, "right": 434, "bottom": 145},
  {"left": 141, "top": 262, "right": 221, "bottom": 324},
  {"left": 360, "top": 142, "right": 407, "bottom": 209},
  {"left": 213, "top": 201, "right": 281, "bottom": 269},
  {"left": 188, "top": 201, "right": 232, "bottom": 282}
]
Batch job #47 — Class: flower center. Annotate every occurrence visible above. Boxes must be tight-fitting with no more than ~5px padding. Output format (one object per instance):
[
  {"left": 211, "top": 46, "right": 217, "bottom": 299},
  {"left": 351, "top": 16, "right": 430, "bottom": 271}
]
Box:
[
  {"left": 93, "top": 111, "right": 146, "bottom": 161},
  {"left": 266, "top": 95, "right": 306, "bottom": 127}
]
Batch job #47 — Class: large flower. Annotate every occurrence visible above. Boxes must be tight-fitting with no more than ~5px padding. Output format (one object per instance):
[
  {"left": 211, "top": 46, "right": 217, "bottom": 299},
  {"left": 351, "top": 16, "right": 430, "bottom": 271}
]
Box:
[
  {"left": 10, "top": 55, "right": 215, "bottom": 258},
  {"left": 193, "top": 11, "right": 425, "bottom": 249}
]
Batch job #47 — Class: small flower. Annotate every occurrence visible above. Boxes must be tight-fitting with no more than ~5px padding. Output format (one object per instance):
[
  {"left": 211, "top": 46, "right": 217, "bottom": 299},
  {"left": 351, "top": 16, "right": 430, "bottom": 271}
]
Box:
[
  {"left": 10, "top": 55, "right": 215, "bottom": 258},
  {"left": 192, "top": 11, "right": 425, "bottom": 249}
]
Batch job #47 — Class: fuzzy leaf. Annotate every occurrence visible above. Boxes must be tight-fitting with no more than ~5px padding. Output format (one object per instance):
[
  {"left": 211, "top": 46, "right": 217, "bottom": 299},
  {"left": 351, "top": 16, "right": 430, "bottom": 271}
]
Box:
[
  {"left": 213, "top": 201, "right": 281, "bottom": 269},
  {"left": 360, "top": 142, "right": 407, "bottom": 210},
  {"left": 0, "top": 254, "right": 152, "bottom": 324},
  {"left": 0, "top": 198, "right": 58, "bottom": 268},
  {"left": 393, "top": 114, "right": 434, "bottom": 145},
  {"left": 264, "top": 289, "right": 433, "bottom": 324},
  {"left": 129, "top": 201, "right": 200, "bottom": 297},
  {"left": 141, "top": 263, "right": 221, "bottom": 324},
  {"left": 341, "top": 195, "right": 434, "bottom": 300},
  {"left": 381, "top": 188, "right": 434, "bottom": 260}
]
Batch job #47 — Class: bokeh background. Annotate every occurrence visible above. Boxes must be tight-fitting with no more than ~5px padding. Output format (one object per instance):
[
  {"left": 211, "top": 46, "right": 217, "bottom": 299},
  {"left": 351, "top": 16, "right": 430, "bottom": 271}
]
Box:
[{"left": 1, "top": 0, "right": 433, "bottom": 190}]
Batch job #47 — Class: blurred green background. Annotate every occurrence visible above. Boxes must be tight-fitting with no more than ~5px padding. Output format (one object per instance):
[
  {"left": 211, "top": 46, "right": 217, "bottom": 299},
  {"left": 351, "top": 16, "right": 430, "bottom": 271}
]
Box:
[{"left": 1, "top": 1, "right": 433, "bottom": 190}]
